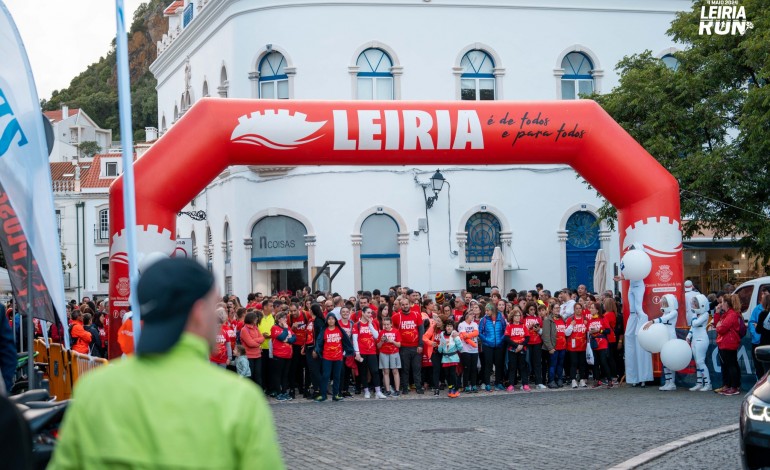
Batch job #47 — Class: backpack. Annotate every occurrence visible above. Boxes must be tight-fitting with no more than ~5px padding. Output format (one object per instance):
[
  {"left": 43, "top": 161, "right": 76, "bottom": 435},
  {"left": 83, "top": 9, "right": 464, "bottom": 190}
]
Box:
[
  {"left": 68, "top": 323, "right": 78, "bottom": 346},
  {"left": 738, "top": 316, "right": 747, "bottom": 338}
]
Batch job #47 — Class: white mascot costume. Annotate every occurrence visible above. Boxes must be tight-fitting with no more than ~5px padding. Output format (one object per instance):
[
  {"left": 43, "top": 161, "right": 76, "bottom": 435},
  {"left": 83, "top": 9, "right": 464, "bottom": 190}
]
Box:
[
  {"left": 620, "top": 244, "right": 653, "bottom": 387},
  {"left": 684, "top": 280, "right": 698, "bottom": 326},
  {"left": 649, "top": 293, "right": 679, "bottom": 391},
  {"left": 685, "top": 293, "right": 712, "bottom": 391}
]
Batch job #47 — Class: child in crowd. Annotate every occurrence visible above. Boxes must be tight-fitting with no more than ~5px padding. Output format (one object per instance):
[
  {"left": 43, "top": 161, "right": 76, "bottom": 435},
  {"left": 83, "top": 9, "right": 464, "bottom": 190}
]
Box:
[
  {"left": 438, "top": 321, "right": 463, "bottom": 398},
  {"left": 234, "top": 344, "right": 251, "bottom": 378},
  {"left": 378, "top": 317, "right": 402, "bottom": 397}
]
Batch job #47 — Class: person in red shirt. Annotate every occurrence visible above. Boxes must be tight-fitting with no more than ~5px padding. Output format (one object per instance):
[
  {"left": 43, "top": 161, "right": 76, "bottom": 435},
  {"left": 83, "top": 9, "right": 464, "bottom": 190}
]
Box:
[
  {"left": 240, "top": 311, "right": 265, "bottom": 387},
  {"left": 271, "top": 311, "right": 296, "bottom": 401},
  {"left": 209, "top": 308, "right": 231, "bottom": 367},
  {"left": 566, "top": 307, "right": 589, "bottom": 388},
  {"left": 353, "top": 307, "right": 386, "bottom": 399},
  {"left": 392, "top": 293, "right": 425, "bottom": 394},
  {"left": 377, "top": 317, "right": 402, "bottom": 397},
  {"left": 523, "top": 302, "right": 545, "bottom": 389},
  {"left": 716, "top": 294, "right": 742, "bottom": 396},
  {"left": 453, "top": 298, "right": 467, "bottom": 325},
  {"left": 315, "top": 313, "right": 353, "bottom": 402},
  {"left": 602, "top": 297, "right": 620, "bottom": 385},
  {"left": 69, "top": 310, "right": 93, "bottom": 355},
  {"left": 504, "top": 309, "right": 530, "bottom": 391},
  {"left": 587, "top": 301, "right": 613, "bottom": 388},
  {"left": 288, "top": 303, "right": 309, "bottom": 399}
]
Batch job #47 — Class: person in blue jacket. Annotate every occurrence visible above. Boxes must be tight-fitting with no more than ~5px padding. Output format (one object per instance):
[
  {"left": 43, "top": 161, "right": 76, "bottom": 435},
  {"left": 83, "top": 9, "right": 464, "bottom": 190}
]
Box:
[{"left": 478, "top": 301, "right": 507, "bottom": 391}]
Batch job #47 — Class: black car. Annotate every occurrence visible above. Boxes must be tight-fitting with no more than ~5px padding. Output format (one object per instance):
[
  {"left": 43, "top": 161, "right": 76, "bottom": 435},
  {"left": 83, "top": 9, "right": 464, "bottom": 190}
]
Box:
[{"left": 741, "top": 345, "right": 770, "bottom": 469}]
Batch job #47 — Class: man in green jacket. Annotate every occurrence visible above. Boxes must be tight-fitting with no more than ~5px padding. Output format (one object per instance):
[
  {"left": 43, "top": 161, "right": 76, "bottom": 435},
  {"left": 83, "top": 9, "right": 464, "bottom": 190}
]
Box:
[{"left": 50, "top": 258, "right": 285, "bottom": 469}]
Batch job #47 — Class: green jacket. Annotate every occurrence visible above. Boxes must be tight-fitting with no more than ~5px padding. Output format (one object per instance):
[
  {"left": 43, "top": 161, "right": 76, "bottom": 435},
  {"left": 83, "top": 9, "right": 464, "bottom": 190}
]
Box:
[{"left": 49, "top": 333, "right": 285, "bottom": 470}]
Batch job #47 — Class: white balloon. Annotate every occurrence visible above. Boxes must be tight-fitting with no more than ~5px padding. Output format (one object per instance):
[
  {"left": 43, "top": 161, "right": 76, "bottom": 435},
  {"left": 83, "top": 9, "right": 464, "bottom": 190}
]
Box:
[
  {"left": 620, "top": 249, "right": 652, "bottom": 281},
  {"left": 138, "top": 251, "right": 169, "bottom": 273},
  {"left": 638, "top": 322, "right": 669, "bottom": 353},
  {"left": 660, "top": 339, "right": 693, "bottom": 371}
]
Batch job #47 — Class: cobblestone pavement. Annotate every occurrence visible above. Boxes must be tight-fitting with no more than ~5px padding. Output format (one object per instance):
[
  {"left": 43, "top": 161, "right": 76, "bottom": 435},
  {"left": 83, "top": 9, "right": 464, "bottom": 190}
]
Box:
[
  {"left": 637, "top": 430, "right": 740, "bottom": 470},
  {"left": 270, "top": 386, "right": 743, "bottom": 469}
]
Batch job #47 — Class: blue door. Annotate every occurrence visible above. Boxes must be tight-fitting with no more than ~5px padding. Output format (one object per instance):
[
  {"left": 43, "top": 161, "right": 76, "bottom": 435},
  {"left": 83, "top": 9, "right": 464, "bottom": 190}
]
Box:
[{"left": 565, "top": 211, "right": 599, "bottom": 291}]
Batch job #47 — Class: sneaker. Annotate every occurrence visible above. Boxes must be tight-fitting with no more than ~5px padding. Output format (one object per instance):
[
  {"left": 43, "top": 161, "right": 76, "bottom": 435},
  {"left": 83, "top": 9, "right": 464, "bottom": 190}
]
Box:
[
  {"left": 401, "top": 388, "right": 409, "bottom": 396},
  {"left": 485, "top": 384, "right": 491, "bottom": 392},
  {"left": 689, "top": 384, "right": 702, "bottom": 392},
  {"left": 536, "top": 384, "right": 547, "bottom": 390},
  {"left": 495, "top": 384, "right": 505, "bottom": 391},
  {"left": 410, "top": 384, "right": 416, "bottom": 390},
  {"left": 332, "top": 395, "right": 344, "bottom": 402},
  {"left": 579, "top": 379, "right": 587, "bottom": 388},
  {"left": 434, "top": 388, "right": 440, "bottom": 396},
  {"left": 471, "top": 386, "right": 478, "bottom": 393},
  {"left": 342, "top": 391, "right": 353, "bottom": 398},
  {"left": 384, "top": 390, "right": 392, "bottom": 397},
  {"left": 448, "top": 390, "right": 457, "bottom": 398},
  {"left": 276, "top": 394, "right": 288, "bottom": 401},
  {"left": 726, "top": 388, "right": 741, "bottom": 396},
  {"left": 556, "top": 380, "right": 564, "bottom": 388},
  {"left": 571, "top": 379, "right": 578, "bottom": 389},
  {"left": 506, "top": 385, "right": 514, "bottom": 392},
  {"left": 416, "top": 387, "right": 425, "bottom": 395},
  {"left": 376, "top": 390, "right": 387, "bottom": 399},
  {"left": 659, "top": 382, "right": 676, "bottom": 391},
  {"left": 315, "top": 396, "right": 327, "bottom": 402},
  {"left": 391, "top": 391, "right": 400, "bottom": 397},
  {"left": 547, "top": 381, "right": 558, "bottom": 389},
  {"left": 522, "top": 385, "right": 531, "bottom": 392},
  {"left": 289, "top": 390, "right": 296, "bottom": 399},
  {"left": 364, "top": 390, "right": 371, "bottom": 399},
  {"left": 606, "top": 382, "right": 614, "bottom": 389},
  {"left": 718, "top": 387, "right": 733, "bottom": 396},
  {"left": 355, "top": 388, "right": 362, "bottom": 395},
  {"left": 611, "top": 379, "right": 619, "bottom": 386},
  {"left": 593, "top": 381, "right": 605, "bottom": 389},
  {"left": 699, "top": 384, "right": 712, "bottom": 392},
  {"left": 714, "top": 386, "right": 725, "bottom": 394}
]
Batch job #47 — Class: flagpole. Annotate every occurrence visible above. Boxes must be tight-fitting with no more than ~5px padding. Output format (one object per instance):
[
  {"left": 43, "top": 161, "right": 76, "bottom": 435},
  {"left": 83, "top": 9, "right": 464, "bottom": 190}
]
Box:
[{"left": 115, "top": 0, "right": 141, "bottom": 349}]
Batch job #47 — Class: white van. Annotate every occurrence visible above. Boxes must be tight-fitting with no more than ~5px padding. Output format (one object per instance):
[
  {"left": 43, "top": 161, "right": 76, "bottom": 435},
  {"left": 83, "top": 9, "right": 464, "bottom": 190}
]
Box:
[{"left": 734, "top": 276, "right": 770, "bottom": 321}]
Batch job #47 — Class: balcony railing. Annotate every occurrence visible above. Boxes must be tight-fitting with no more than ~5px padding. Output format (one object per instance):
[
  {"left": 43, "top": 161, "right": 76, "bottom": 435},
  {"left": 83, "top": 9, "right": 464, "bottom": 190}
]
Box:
[
  {"left": 183, "top": 3, "right": 193, "bottom": 27},
  {"left": 94, "top": 225, "right": 110, "bottom": 244},
  {"left": 52, "top": 180, "right": 75, "bottom": 192}
]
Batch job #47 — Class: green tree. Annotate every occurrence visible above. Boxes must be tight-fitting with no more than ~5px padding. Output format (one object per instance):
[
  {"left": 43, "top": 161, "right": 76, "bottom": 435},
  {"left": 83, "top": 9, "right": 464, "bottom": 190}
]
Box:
[
  {"left": 591, "top": 0, "right": 770, "bottom": 261},
  {"left": 78, "top": 141, "right": 101, "bottom": 158}
]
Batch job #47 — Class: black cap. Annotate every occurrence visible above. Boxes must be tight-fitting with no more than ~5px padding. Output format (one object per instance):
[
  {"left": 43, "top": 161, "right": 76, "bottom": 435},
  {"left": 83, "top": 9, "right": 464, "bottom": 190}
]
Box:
[{"left": 136, "top": 257, "right": 215, "bottom": 355}]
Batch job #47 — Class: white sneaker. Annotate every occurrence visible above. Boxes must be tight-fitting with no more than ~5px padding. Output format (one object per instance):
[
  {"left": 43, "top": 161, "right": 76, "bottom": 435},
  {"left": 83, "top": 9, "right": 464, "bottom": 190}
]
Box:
[
  {"left": 699, "top": 383, "right": 712, "bottom": 392},
  {"left": 579, "top": 379, "right": 587, "bottom": 388},
  {"left": 571, "top": 379, "right": 578, "bottom": 389},
  {"left": 659, "top": 381, "right": 676, "bottom": 391},
  {"left": 536, "top": 384, "right": 547, "bottom": 390},
  {"left": 689, "top": 384, "right": 702, "bottom": 391},
  {"left": 364, "top": 389, "right": 371, "bottom": 399},
  {"left": 376, "top": 390, "right": 387, "bottom": 399}
]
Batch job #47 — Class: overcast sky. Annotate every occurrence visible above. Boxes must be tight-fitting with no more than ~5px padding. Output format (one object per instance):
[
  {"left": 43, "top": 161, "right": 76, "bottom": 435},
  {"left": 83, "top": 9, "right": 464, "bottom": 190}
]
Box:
[{"left": 4, "top": 0, "right": 146, "bottom": 101}]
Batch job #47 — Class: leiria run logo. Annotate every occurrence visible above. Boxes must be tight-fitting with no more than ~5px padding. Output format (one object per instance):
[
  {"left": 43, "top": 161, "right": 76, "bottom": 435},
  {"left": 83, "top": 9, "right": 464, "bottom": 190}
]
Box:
[{"left": 699, "top": 1, "right": 753, "bottom": 35}]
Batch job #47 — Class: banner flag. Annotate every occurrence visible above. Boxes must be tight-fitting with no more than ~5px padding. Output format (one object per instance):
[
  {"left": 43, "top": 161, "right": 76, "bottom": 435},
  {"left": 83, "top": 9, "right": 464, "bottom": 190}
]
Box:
[{"left": 0, "top": 1, "right": 67, "bottom": 330}]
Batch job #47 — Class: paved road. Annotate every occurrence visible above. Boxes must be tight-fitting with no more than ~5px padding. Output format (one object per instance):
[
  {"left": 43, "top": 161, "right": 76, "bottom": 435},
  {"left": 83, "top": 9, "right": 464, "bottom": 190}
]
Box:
[
  {"left": 270, "top": 386, "right": 742, "bottom": 469},
  {"left": 637, "top": 430, "right": 740, "bottom": 470}
]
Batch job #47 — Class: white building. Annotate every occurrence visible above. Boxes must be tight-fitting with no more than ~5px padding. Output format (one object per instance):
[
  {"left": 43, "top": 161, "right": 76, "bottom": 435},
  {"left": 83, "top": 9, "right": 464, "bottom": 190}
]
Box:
[
  {"left": 44, "top": 105, "right": 112, "bottom": 163},
  {"left": 150, "top": 0, "right": 691, "bottom": 298},
  {"left": 51, "top": 154, "right": 126, "bottom": 301}
]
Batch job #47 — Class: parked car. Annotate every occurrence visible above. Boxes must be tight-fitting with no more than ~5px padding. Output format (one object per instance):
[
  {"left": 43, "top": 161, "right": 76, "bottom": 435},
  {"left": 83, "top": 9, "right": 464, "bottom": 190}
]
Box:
[
  {"left": 735, "top": 277, "right": 770, "bottom": 321},
  {"left": 740, "top": 345, "right": 770, "bottom": 470}
]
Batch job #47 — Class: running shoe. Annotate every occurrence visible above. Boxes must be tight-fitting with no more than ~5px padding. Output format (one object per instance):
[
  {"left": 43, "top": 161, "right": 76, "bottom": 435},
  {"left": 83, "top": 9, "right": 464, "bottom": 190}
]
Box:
[
  {"left": 315, "top": 396, "right": 326, "bottom": 403},
  {"left": 485, "top": 384, "right": 491, "bottom": 392},
  {"left": 392, "top": 391, "right": 400, "bottom": 397},
  {"left": 506, "top": 385, "right": 514, "bottom": 392},
  {"left": 522, "top": 385, "right": 531, "bottom": 392},
  {"left": 332, "top": 395, "right": 344, "bottom": 402},
  {"left": 495, "top": 384, "right": 505, "bottom": 391}
]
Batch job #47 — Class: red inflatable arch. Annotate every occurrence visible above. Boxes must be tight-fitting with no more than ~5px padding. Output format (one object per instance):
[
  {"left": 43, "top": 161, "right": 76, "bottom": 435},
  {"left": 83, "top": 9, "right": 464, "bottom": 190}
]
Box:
[{"left": 108, "top": 99, "right": 684, "bottom": 358}]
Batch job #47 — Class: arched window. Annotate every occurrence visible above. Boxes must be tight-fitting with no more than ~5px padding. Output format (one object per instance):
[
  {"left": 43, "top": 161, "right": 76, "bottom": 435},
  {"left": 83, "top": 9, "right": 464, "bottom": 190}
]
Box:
[
  {"left": 219, "top": 65, "right": 228, "bottom": 98},
  {"left": 202, "top": 80, "right": 209, "bottom": 97},
  {"left": 561, "top": 52, "right": 594, "bottom": 100},
  {"left": 460, "top": 50, "right": 495, "bottom": 101},
  {"left": 565, "top": 211, "right": 600, "bottom": 290},
  {"left": 98, "top": 208, "right": 109, "bottom": 241},
  {"left": 259, "top": 51, "right": 289, "bottom": 99},
  {"left": 465, "top": 212, "right": 501, "bottom": 263},
  {"left": 356, "top": 48, "right": 394, "bottom": 100},
  {"left": 173, "top": 104, "right": 179, "bottom": 121},
  {"left": 661, "top": 54, "right": 680, "bottom": 71},
  {"left": 161, "top": 115, "right": 167, "bottom": 133},
  {"left": 251, "top": 215, "right": 308, "bottom": 294},
  {"left": 360, "top": 214, "right": 400, "bottom": 291}
]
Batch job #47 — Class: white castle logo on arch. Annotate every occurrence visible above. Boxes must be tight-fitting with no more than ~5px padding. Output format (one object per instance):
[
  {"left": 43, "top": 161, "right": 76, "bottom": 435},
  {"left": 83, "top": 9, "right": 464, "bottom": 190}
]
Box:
[
  {"left": 622, "top": 216, "right": 683, "bottom": 258},
  {"left": 231, "top": 110, "right": 326, "bottom": 150}
]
